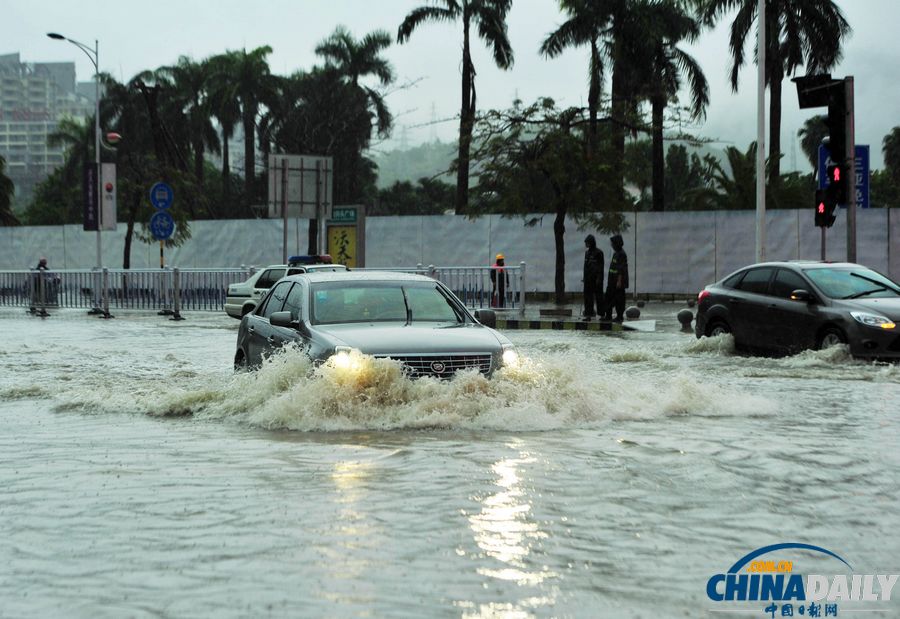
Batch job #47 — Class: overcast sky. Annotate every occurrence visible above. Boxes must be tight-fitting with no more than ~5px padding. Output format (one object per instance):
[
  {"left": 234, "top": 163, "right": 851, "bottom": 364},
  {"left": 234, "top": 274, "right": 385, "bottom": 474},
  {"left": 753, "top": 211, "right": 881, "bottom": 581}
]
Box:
[{"left": 5, "top": 0, "right": 898, "bottom": 169}]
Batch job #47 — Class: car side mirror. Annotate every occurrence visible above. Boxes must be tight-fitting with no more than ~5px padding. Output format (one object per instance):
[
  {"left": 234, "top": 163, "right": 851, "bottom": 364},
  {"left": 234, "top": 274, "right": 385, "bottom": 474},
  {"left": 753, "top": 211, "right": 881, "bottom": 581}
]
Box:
[
  {"left": 474, "top": 308, "right": 496, "bottom": 328},
  {"left": 270, "top": 311, "right": 295, "bottom": 328},
  {"left": 790, "top": 289, "right": 813, "bottom": 303}
]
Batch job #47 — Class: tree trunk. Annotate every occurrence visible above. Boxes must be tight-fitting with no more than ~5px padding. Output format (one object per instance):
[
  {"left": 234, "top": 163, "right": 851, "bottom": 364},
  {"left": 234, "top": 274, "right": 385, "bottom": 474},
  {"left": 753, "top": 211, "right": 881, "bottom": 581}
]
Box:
[
  {"left": 553, "top": 207, "right": 566, "bottom": 305},
  {"left": 243, "top": 110, "right": 255, "bottom": 211},
  {"left": 651, "top": 94, "right": 665, "bottom": 212},
  {"left": 455, "top": 17, "right": 474, "bottom": 216},
  {"left": 610, "top": 54, "right": 626, "bottom": 193},
  {"left": 587, "top": 39, "right": 600, "bottom": 161},
  {"left": 222, "top": 127, "right": 231, "bottom": 208},
  {"left": 194, "top": 139, "right": 204, "bottom": 184},
  {"left": 123, "top": 211, "right": 134, "bottom": 269}
]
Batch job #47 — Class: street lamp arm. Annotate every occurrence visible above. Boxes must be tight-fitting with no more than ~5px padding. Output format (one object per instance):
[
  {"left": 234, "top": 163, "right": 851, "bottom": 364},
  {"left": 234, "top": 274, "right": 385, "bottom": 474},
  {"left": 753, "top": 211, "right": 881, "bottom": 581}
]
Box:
[{"left": 46, "top": 33, "right": 98, "bottom": 69}]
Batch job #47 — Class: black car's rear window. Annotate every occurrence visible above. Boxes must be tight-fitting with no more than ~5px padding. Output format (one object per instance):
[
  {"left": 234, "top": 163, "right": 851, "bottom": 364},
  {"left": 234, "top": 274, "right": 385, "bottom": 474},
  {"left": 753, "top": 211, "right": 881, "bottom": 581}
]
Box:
[
  {"left": 735, "top": 267, "right": 774, "bottom": 295},
  {"left": 722, "top": 272, "right": 744, "bottom": 288}
]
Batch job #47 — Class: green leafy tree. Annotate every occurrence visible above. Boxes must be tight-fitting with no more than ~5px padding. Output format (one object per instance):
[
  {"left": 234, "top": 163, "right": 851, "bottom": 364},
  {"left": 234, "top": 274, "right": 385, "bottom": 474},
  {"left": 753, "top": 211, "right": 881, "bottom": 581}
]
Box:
[
  {"left": 470, "top": 98, "right": 627, "bottom": 303},
  {"left": 398, "top": 0, "right": 514, "bottom": 215},
  {"left": 884, "top": 126, "right": 900, "bottom": 185},
  {"left": 0, "top": 155, "right": 17, "bottom": 226},
  {"left": 700, "top": 0, "right": 851, "bottom": 180},
  {"left": 101, "top": 74, "right": 195, "bottom": 268},
  {"left": 373, "top": 177, "right": 454, "bottom": 215}
]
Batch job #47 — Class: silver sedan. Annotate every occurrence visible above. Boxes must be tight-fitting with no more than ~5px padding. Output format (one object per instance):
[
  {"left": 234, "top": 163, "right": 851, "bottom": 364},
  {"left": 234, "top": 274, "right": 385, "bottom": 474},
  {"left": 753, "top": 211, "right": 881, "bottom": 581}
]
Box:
[{"left": 234, "top": 271, "right": 519, "bottom": 378}]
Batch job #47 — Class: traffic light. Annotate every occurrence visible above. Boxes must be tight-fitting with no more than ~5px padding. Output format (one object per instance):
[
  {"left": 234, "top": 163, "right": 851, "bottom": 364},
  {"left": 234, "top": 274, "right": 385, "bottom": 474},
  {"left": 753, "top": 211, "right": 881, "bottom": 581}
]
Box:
[
  {"left": 815, "top": 188, "right": 836, "bottom": 228},
  {"left": 825, "top": 82, "right": 847, "bottom": 165},
  {"left": 825, "top": 162, "right": 848, "bottom": 204}
]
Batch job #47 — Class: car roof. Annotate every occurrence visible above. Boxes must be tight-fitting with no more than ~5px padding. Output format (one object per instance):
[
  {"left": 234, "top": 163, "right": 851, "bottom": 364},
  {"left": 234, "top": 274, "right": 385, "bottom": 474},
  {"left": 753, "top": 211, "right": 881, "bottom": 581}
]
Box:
[
  {"left": 259, "top": 263, "right": 347, "bottom": 270},
  {"left": 284, "top": 270, "right": 437, "bottom": 284},
  {"left": 741, "top": 261, "right": 862, "bottom": 270}
]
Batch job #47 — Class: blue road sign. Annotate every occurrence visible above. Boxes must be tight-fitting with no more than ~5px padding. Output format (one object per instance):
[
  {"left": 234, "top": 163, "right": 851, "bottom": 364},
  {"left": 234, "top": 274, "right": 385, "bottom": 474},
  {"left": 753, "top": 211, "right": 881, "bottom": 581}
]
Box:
[
  {"left": 150, "top": 210, "right": 175, "bottom": 240},
  {"left": 149, "top": 182, "right": 174, "bottom": 210},
  {"left": 817, "top": 144, "right": 870, "bottom": 208}
]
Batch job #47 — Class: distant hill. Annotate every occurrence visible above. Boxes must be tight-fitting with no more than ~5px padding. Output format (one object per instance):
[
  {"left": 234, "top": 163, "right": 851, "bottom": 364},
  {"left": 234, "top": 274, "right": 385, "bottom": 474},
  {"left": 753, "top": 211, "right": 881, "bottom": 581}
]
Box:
[{"left": 372, "top": 140, "right": 456, "bottom": 188}]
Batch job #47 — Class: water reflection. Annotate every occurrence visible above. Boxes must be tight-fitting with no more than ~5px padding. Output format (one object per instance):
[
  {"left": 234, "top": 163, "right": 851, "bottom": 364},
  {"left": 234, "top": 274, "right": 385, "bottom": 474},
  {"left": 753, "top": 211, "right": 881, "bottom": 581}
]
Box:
[
  {"left": 464, "top": 448, "right": 557, "bottom": 617},
  {"left": 315, "top": 458, "right": 382, "bottom": 605}
]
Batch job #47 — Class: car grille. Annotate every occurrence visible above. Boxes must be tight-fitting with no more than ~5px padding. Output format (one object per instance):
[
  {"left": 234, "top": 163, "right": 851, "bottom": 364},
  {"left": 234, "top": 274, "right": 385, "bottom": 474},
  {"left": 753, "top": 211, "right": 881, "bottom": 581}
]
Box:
[{"left": 375, "top": 354, "right": 493, "bottom": 379}]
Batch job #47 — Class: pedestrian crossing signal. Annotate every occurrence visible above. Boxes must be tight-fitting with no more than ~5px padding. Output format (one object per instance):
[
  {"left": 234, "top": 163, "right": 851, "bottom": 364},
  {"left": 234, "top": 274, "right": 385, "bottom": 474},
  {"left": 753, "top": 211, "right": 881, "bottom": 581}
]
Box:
[{"left": 815, "top": 189, "right": 836, "bottom": 228}]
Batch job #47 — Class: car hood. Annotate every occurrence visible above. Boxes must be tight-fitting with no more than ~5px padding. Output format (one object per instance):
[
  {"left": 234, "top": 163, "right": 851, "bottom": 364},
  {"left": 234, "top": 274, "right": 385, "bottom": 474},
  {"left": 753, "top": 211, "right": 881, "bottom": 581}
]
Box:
[
  {"left": 314, "top": 322, "right": 505, "bottom": 355},
  {"left": 843, "top": 297, "right": 900, "bottom": 320}
]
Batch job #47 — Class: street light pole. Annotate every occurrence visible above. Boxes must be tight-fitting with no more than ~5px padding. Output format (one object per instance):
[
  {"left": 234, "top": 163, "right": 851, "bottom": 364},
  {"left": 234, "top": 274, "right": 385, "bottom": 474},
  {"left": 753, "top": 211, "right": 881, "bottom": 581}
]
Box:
[{"left": 47, "top": 33, "right": 102, "bottom": 269}]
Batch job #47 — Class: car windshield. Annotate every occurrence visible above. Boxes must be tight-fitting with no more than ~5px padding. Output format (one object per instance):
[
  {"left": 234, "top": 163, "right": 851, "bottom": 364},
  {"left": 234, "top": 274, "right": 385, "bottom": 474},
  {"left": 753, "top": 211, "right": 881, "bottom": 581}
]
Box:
[
  {"left": 802, "top": 267, "right": 900, "bottom": 299},
  {"left": 310, "top": 281, "right": 465, "bottom": 325}
]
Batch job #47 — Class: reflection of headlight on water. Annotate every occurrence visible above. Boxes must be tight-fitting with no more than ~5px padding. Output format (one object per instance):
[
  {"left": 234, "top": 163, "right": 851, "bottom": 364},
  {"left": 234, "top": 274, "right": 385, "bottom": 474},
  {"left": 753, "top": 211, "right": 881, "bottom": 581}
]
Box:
[{"left": 502, "top": 347, "right": 520, "bottom": 368}]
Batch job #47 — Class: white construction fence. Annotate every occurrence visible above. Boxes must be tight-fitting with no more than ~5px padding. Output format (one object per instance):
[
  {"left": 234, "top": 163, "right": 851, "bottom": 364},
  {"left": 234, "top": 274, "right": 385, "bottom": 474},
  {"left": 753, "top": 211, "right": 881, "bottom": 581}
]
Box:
[{"left": 1, "top": 209, "right": 898, "bottom": 296}]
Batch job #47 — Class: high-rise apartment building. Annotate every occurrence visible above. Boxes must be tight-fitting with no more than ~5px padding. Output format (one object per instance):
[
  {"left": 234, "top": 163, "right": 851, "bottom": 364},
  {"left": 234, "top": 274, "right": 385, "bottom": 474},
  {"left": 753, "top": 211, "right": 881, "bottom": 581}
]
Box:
[{"left": 0, "top": 52, "right": 94, "bottom": 209}]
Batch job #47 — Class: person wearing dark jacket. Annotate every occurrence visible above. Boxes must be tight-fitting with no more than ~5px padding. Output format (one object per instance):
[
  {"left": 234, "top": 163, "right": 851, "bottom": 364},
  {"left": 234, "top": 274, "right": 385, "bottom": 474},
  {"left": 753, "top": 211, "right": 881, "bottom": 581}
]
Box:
[
  {"left": 602, "top": 234, "right": 629, "bottom": 322},
  {"left": 582, "top": 235, "right": 604, "bottom": 318},
  {"left": 490, "top": 253, "right": 510, "bottom": 308}
]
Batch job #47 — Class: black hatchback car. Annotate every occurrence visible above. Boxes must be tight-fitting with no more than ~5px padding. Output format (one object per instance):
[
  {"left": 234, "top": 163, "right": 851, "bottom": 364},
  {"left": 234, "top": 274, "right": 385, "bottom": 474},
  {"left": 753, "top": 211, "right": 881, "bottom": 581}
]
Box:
[{"left": 695, "top": 261, "right": 900, "bottom": 357}]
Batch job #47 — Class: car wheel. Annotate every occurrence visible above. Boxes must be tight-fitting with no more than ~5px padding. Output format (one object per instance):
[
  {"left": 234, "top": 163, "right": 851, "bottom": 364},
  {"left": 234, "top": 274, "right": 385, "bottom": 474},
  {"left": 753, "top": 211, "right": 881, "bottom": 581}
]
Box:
[
  {"left": 817, "top": 327, "right": 846, "bottom": 350},
  {"left": 706, "top": 320, "right": 731, "bottom": 337},
  {"left": 234, "top": 351, "right": 248, "bottom": 372}
]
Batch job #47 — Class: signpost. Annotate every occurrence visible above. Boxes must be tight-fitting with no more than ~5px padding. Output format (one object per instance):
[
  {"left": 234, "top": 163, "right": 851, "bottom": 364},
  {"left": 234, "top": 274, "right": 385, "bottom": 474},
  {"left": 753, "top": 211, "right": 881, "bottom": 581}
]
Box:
[
  {"left": 149, "top": 182, "right": 175, "bottom": 269},
  {"left": 267, "top": 154, "right": 333, "bottom": 261}
]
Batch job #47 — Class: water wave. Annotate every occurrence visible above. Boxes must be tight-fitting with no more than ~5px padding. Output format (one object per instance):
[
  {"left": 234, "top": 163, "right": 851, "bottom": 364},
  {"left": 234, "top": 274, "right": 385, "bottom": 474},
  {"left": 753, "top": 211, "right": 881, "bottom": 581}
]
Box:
[
  {"left": 684, "top": 333, "right": 736, "bottom": 355},
  {"left": 138, "top": 346, "right": 774, "bottom": 431}
]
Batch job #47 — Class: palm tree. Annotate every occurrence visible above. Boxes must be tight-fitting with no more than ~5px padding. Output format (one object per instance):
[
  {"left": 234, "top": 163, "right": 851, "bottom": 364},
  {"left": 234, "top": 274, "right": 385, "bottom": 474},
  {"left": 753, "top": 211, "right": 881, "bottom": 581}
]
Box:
[
  {"left": 0, "top": 155, "right": 17, "bottom": 226},
  {"left": 643, "top": 1, "right": 708, "bottom": 211},
  {"left": 316, "top": 26, "right": 395, "bottom": 137},
  {"left": 156, "top": 56, "right": 220, "bottom": 184},
  {"left": 701, "top": 0, "right": 851, "bottom": 180},
  {"left": 398, "top": 0, "right": 514, "bottom": 214},
  {"left": 797, "top": 114, "right": 827, "bottom": 175},
  {"left": 230, "top": 46, "right": 279, "bottom": 204},
  {"left": 540, "top": 0, "right": 610, "bottom": 160},
  {"left": 206, "top": 52, "right": 242, "bottom": 208}
]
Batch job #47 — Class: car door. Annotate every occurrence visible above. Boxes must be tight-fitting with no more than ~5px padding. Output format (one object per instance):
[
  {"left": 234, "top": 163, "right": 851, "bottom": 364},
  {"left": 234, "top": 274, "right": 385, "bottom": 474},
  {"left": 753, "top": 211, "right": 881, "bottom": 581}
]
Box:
[
  {"left": 729, "top": 267, "right": 776, "bottom": 349},
  {"left": 246, "top": 281, "right": 293, "bottom": 365},
  {"left": 766, "top": 268, "right": 820, "bottom": 353}
]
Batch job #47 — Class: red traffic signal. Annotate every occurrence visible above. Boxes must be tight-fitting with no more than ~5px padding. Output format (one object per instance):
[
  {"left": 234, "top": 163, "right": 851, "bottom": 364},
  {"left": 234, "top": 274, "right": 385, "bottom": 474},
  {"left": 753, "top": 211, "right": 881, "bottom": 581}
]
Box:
[{"left": 815, "top": 189, "right": 836, "bottom": 228}]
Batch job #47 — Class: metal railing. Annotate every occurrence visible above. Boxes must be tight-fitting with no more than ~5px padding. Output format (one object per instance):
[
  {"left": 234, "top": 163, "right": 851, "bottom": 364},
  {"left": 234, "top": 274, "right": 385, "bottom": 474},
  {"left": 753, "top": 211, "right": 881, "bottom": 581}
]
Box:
[
  {"left": 0, "top": 263, "right": 526, "bottom": 316},
  {"left": 0, "top": 268, "right": 251, "bottom": 318},
  {"left": 358, "top": 263, "right": 526, "bottom": 314}
]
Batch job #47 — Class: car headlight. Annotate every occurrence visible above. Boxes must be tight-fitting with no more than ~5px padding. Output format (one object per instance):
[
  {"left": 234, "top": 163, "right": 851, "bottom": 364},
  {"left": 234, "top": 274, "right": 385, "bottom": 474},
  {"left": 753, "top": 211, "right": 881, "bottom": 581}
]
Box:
[
  {"left": 501, "top": 345, "right": 519, "bottom": 368},
  {"left": 329, "top": 346, "right": 356, "bottom": 370},
  {"left": 850, "top": 311, "right": 896, "bottom": 330}
]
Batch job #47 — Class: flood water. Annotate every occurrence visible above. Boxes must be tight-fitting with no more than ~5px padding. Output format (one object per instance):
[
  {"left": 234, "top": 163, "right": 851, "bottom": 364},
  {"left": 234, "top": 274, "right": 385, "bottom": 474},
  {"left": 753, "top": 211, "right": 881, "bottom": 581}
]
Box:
[{"left": 1, "top": 306, "right": 898, "bottom": 618}]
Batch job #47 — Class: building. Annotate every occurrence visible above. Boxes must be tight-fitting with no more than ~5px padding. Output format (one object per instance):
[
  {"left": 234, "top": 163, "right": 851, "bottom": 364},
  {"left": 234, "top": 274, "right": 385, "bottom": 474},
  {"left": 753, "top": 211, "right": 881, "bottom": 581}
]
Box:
[{"left": 0, "top": 52, "right": 94, "bottom": 209}]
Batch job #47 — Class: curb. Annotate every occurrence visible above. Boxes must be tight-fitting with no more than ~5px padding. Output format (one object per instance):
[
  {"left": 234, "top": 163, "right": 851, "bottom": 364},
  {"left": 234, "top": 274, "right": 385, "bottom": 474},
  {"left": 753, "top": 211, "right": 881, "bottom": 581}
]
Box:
[{"left": 497, "top": 319, "right": 632, "bottom": 332}]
